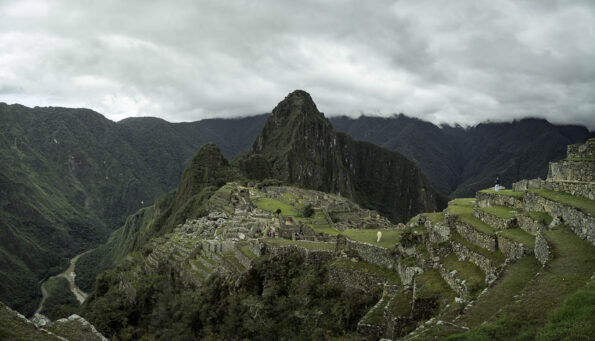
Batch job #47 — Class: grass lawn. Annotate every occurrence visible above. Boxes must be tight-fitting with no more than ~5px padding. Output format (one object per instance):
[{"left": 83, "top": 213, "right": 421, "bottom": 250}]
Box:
[
  {"left": 448, "top": 225, "right": 595, "bottom": 340},
  {"left": 448, "top": 200, "right": 495, "bottom": 235},
  {"left": 441, "top": 253, "right": 486, "bottom": 296},
  {"left": 341, "top": 228, "right": 401, "bottom": 249},
  {"left": 499, "top": 228, "right": 535, "bottom": 248},
  {"left": 309, "top": 224, "right": 340, "bottom": 236},
  {"left": 387, "top": 290, "right": 413, "bottom": 317},
  {"left": 331, "top": 258, "right": 401, "bottom": 285},
  {"left": 424, "top": 212, "right": 445, "bottom": 223},
  {"left": 563, "top": 157, "right": 595, "bottom": 162},
  {"left": 529, "top": 188, "right": 595, "bottom": 217},
  {"left": 480, "top": 189, "right": 524, "bottom": 198},
  {"left": 261, "top": 238, "right": 335, "bottom": 251},
  {"left": 415, "top": 269, "right": 455, "bottom": 308},
  {"left": 451, "top": 231, "right": 505, "bottom": 265},
  {"left": 362, "top": 298, "right": 389, "bottom": 325},
  {"left": 478, "top": 205, "right": 517, "bottom": 219},
  {"left": 252, "top": 197, "right": 299, "bottom": 216}
]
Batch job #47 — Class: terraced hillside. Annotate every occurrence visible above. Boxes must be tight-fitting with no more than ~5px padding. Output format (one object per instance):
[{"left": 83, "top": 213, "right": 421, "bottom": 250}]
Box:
[{"left": 80, "top": 139, "right": 594, "bottom": 340}]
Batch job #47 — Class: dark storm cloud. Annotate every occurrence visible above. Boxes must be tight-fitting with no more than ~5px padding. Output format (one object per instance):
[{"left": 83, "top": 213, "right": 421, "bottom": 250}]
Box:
[{"left": 0, "top": 0, "right": 594, "bottom": 129}]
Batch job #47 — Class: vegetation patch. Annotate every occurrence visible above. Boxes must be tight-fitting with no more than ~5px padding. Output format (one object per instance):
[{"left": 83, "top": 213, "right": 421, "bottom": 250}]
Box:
[
  {"left": 478, "top": 205, "right": 517, "bottom": 219},
  {"left": 341, "top": 229, "right": 401, "bottom": 249},
  {"left": 252, "top": 197, "right": 299, "bottom": 216},
  {"left": 331, "top": 258, "right": 401, "bottom": 285},
  {"left": 563, "top": 157, "right": 595, "bottom": 162},
  {"left": 423, "top": 212, "right": 445, "bottom": 223},
  {"left": 310, "top": 224, "right": 340, "bottom": 236},
  {"left": 387, "top": 291, "right": 413, "bottom": 317},
  {"left": 441, "top": 253, "right": 486, "bottom": 296},
  {"left": 499, "top": 228, "right": 536, "bottom": 248},
  {"left": 450, "top": 231, "right": 505, "bottom": 265},
  {"left": 40, "top": 276, "right": 80, "bottom": 320},
  {"left": 520, "top": 211, "right": 553, "bottom": 226},
  {"left": 448, "top": 201, "right": 495, "bottom": 235},
  {"left": 529, "top": 188, "right": 595, "bottom": 216},
  {"left": 363, "top": 298, "right": 389, "bottom": 325},
  {"left": 239, "top": 245, "right": 258, "bottom": 260},
  {"left": 262, "top": 238, "right": 335, "bottom": 251}
]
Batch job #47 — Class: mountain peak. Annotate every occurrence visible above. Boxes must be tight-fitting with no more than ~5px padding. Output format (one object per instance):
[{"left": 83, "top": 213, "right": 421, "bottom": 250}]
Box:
[{"left": 270, "top": 89, "right": 323, "bottom": 121}]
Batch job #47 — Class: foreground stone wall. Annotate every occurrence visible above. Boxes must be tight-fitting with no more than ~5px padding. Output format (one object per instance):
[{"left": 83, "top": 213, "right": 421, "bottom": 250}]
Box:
[
  {"left": 455, "top": 222, "right": 497, "bottom": 251},
  {"left": 436, "top": 263, "right": 468, "bottom": 300},
  {"left": 534, "top": 232, "right": 551, "bottom": 266},
  {"left": 567, "top": 141, "right": 595, "bottom": 159},
  {"left": 548, "top": 161, "right": 595, "bottom": 183},
  {"left": 343, "top": 239, "right": 394, "bottom": 269},
  {"left": 476, "top": 191, "right": 523, "bottom": 210},
  {"left": 513, "top": 178, "right": 595, "bottom": 200},
  {"left": 451, "top": 241, "right": 499, "bottom": 283},
  {"left": 474, "top": 209, "right": 517, "bottom": 230},
  {"left": 497, "top": 235, "right": 533, "bottom": 261},
  {"left": 523, "top": 191, "right": 595, "bottom": 245},
  {"left": 517, "top": 215, "right": 547, "bottom": 235}
]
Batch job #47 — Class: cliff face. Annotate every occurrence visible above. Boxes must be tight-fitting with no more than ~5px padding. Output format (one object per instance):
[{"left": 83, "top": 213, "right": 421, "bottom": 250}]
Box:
[{"left": 247, "top": 90, "right": 446, "bottom": 222}]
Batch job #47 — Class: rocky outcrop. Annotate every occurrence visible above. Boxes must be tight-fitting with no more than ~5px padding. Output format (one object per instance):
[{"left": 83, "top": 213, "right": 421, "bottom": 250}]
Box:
[{"left": 246, "top": 90, "right": 446, "bottom": 223}]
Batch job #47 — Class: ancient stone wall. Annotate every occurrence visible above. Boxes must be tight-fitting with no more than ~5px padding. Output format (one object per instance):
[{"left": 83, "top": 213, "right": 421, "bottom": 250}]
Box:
[
  {"left": 451, "top": 241, "right": 499, "bottom": 283},
  {"left": 455, "top": 222, "right": 497, "bottom": 251},
  {"left": 523, "top": 191, "right": 595, "bottom": 245},
  {"left": 344, "top": 239, "right": 394, "bottom": 269},
  {"left": 476, "top": 191, "right": 523, "bottom": 209},
  {"left": 547, "top": 161, "right": 595, "bottom": 182},
  {"left": 437, "top": 264, "right": 468, "bottom": 300},
  {"left": 534, "top": 232, "right": 551, "bottom": 266},
  {"left": 328, "top": 265, "right": 385, "bottom": 292},
  {"left": 567, "top": 140, "right": 595, "bottom": 159},
  {"left": 474, "top": 209, "right": 517, "bottom": 230},
  {"left": 496, "top": 235, "right": 533, "bottom": 261},
  {"left": 426, "top": 220, "right": 451, "bottom": 243},
  {"left": 517, "top": 215, "right": 547, "bottom": 235}
]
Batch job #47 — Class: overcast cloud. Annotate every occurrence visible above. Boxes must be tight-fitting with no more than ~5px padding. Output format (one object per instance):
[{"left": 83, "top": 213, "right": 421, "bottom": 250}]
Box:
[{"left": 1, "top": 0, "right": 594, "bottom": 129}]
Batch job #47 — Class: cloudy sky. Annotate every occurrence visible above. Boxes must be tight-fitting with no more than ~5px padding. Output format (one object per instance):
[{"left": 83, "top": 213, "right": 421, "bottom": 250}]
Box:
[{"left": 1, "top": 0, "right": 594, "bottom": 129}]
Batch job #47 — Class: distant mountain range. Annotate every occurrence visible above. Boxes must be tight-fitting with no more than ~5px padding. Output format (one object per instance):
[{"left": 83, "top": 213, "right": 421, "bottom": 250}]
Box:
[{"left": 0, "top": 99, "right": 592, "bottom": 315}]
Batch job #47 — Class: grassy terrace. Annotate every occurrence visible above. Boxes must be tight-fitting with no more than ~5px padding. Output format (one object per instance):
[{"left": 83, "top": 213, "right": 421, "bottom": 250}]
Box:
[
  {"left": 479, "top": 189, "right": 524, "bottom": 198},
  {"left": 448, "top": 199, "right": 495, "bottom": 235},
  {"left": 520, "top": 211, "right": 553, "bottom": 225},
  {"left": 415, "top": 269, "right": 455, "bottom": 308},
  {"left": 261, "top": 238, "right": 335, "bottom": 251},
  {"left": 449, "top": 225, "right": 595, "bottom": 339},
  {"left": 423, "top": 212, "right": 445, "bottom": 223},
  {"left": 441, "top": 253, "right": 486, "bottom": 296},
  {"left": 387, "top": 291, "right": 413, "bottom": 317},
  {"left": 239, "top": 245, "right": 258, "bottom": 260},
  {"left": 310, "top": 224, "right": 340, "bottom": 235},
  {"left": 451, "top": 231, "right": 505, "bottom": 265},
  {"left": 529, "top": 188, "right": 595, "bottom": 216},
  {"left": 478, "top": 205, "right": 517, "bottom": 219},
  {"left": 252, "top": 197, "right": 299, "bottom": 216},
  {"left": 363, "top": 298, "right": 389, "bottom": 325},
  {"left": 499, "top": 228, "right": 536, "bottom": 248},
  {"left": 563, "top": 157, "right": 595, "bottom": 162},
  {"left": 341, "top": 228, "right": 401, "bottom": 249},
  {"left": 223, "top": 251, "right": 246, "bottom": 271},
  {"left": 331, "top": 258, "right": 401, "bottom": 285}
]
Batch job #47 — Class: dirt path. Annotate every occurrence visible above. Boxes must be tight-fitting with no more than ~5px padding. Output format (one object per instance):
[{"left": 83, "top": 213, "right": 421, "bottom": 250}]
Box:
[{"left": 34, "top": 250, "right": 93, "bottom": 315}]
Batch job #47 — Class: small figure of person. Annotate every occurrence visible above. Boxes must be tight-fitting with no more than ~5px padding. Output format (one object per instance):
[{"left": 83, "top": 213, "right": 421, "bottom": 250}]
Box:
[
  {"left": 495, "top": 176, "right": 500, "bottom": 192},
  {"left": 377, "top": 231, "right": 382, "bottom": 243}
]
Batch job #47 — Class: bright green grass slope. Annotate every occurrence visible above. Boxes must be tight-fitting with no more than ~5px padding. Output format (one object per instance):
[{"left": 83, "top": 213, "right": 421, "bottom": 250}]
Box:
[
  {"left": 341, "top": 229, "right": 401, "bottom": 249},
  {"left": 529, "top": 188, "right": 595, "bottom": 216}
]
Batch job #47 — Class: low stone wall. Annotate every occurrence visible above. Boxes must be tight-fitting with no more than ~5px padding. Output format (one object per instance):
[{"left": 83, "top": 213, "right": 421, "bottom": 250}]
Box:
[
  {"left": 455, "top": 222, "right": 497, "bottom": 251},
  {"left": 396, "top": 261, "right": 423, "bottom": 288},
  {"left": 513, "top": 178, "right": 546, "bottom": 192},
  {"left": 476, "top": 191, "right": 523, "bottom": 210},
  {"left": 264, "top": 244, "right": 335, "bottom": 266},
  {"left": 437, "top": 264, "right": 468, "bottom": 300},
  {"left": 517, "top": 215, "right": 547, "bottom": 235},
  {"left": 523, "top": 191, "right": 595, "bottom": 245},
  {"left": 534, "top": 232, "right": 551, "bottom": 266},
  {"left": 548, "top": 160, "right": 595, "bottom": 182},
  {"left": 344, "top": 239, "right": 394, "bottom": 269},
  {"left": 427, "top": 220, "right": 451, "bottom": 243},
  {"left": 451, "top": 241, "right": 499, "bottom": 283},
  {"left": 496, "top": 235, "right": 533, "bottom": 261},
  {"left": 329, "top": 265, "right": 385, "bottom": 292},
  {"left": 545, "top": 180, "right": 595, "bottom": 201},
  {"left": 474, "top": 209, "right": 517, "bottom": 230}
]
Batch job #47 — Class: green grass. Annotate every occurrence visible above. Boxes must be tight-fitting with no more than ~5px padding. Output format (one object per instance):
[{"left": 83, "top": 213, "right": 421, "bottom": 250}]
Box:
[
  {"left": 441, "top": 253, "right": 486, "bottom": 296},
  {"left": 341, "top": 229, "right": 401, "bottom": 249},
  {"left": 412, "top": 224, "right": 426, "bottom": 234},
  {"left": 448, "top": 200, "right": 495, "bottom": 235},
  {"left": 261, "top": 238, "right": 335, "bottom": 251},
  {"left": 478, "top": 205, "right": 517, "bottom": 219},
  {"left": 449, "top": 198, "right": 475, "bottom": 207},
  {"left": 529, "top": 188, "right": 595, "bottom": 217},
  {"left": 252, "top": 197, "right": 299, "bottom": 216},
  {"left": 363, "top": 297, "right": 390, "bottom": 325},
  {"left": 451, "top": 231, "right": 505, "bottom": 265},
  {"left": 480, "top": 189, "right": 524, "bottom": 198},
  {"left": 239, "top": 245, "right": 258, "bottom": 260},
  {"left": 387, "top": 291, "right": 413, "bottom": 316},
  {"left": 521, "top": 211, "right": 553, "bottom": 226},
  {"left": 448, "top": 225, "right": 595, "bottom": 340},
  {"left": 424, "top": 212, "right": 445, "bottom": 223},
  {"left": 499, "top": 228, "right": 536, "bottom": 248},
  {"left": 309, "top": 224, "right": 340, "bottom": 236},
  {"left": 223, "top": 251, "right": 246, "bottom": 271},
  {"left": 331, "top": 258, "right": 401, "bottom": 285},
  {"left": 415, "top": 269, "right": 455, "bottom": 307},
  {"left": 536, "top": 279, "right": 595, "bottom": 340}
]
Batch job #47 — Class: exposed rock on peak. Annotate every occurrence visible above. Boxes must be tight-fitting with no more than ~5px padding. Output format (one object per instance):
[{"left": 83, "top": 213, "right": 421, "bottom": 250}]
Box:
[{"left": 245, "top": 90, "right": 447, "bottom": 222}]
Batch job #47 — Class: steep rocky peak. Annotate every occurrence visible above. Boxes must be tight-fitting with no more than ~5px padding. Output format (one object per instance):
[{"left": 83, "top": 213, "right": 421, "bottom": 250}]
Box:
[{"left": 270, "top": 90, "right": 323, "bottom": 120}]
